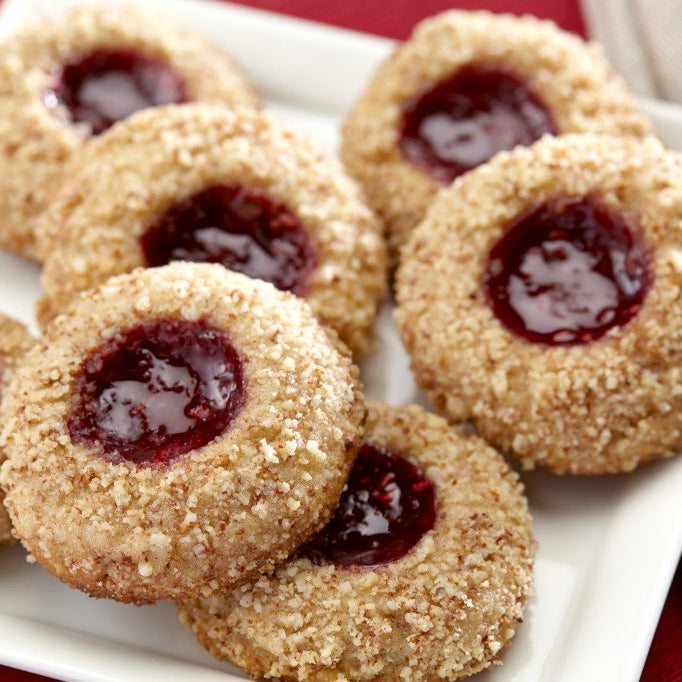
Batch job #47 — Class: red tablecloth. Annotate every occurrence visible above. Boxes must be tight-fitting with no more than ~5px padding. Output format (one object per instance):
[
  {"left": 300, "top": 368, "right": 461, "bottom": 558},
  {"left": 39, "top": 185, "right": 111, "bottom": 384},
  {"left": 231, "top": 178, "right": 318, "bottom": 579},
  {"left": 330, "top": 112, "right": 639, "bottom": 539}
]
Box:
[{"left": 0, "top": 1, "right": 678, "bottom": 681}]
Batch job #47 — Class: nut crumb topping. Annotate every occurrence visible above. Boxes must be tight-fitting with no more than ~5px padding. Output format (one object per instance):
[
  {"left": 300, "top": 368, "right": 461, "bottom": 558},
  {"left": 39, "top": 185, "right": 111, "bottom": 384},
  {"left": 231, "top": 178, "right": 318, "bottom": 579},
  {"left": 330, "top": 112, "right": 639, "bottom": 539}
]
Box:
[
  {"left": 341, "top": 9, "right": 652, "bottom": 264},
  {"left": 179, "top": 402, "right": 535, "bottom": 680},
  {"left": 397, "top": 134, "right": 682, "bottom": 474},
  {"left": 0, "top": 263, "right": 364, "bottom": 602},
  {"left": 0, "top": 314, "right": 35, "bottom": 545},
  {"left": 37, "top": 103, "right": 386, "bottom": 358},
  {"left": 0, "top": 4, "right": 259, "bottom": 260}
]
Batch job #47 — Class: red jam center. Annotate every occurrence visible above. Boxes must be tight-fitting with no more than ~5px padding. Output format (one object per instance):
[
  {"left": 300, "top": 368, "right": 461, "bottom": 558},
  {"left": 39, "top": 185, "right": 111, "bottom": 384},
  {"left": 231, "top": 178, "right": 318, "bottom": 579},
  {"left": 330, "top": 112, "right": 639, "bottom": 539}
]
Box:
[
  {"left": 483, "top": 197, "right": 653, "bottom": 346},
  {"left": 45, "top": 49, "right": 188, "bottom": 135},
  {"left": 304, "top": 444, "right": 436, "bottom": 567},
  {"left": 68, "top": 319, "right": 245, "bottom": 466},
  {"left": 399, "top": 64, "right": 557, "bottom": 183},
  {"left": 140, "top": 185, "right": 316, "bottom": 296}
]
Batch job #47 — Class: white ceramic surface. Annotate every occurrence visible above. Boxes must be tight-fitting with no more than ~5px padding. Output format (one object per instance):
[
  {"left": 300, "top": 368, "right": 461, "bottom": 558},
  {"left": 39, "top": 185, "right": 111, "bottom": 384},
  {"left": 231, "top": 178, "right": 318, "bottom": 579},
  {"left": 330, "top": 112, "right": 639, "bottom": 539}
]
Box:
[{"left": 0, "top": 1, "right": 681, "bottom": 681}]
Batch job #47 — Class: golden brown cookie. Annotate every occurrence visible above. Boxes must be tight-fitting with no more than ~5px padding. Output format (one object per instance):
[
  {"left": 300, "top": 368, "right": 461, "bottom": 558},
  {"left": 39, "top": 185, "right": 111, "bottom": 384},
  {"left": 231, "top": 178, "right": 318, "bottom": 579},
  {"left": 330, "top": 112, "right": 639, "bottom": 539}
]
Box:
[
  {"left": 396, "top": 134, "right": 682, "bottom": 474},
  {"left": 341, "top": 10, "right": 652, "bottom": 265},
  {"left": 37, "top": 103, "right": 387, "bottom": 358},
  {"left": 0, "top": 496, "right": 10, "bottom": 546},
  {"left": 179, "top": 402, "right": 535, "bottom": 680},
  {"left": 0, "top": 262, "right": 364, "bottom": 603},
  {"left": 0, "top": 314, "right": 34, "bottom": 545},
  {"left": 0, "top": 4, "right": 259, "bottom": 261}
]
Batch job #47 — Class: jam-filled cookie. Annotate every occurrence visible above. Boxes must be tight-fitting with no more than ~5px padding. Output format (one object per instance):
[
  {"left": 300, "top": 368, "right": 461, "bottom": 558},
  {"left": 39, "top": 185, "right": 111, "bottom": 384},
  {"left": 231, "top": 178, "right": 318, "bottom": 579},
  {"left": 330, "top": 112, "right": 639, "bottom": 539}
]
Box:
[
  {"left": 396, "top": 134, "right": 682, "bottom": 474},
  {"left": 37, "top": 103, "right": 387, "bottom": 358},
  {"left": 341, "top": 10, "right": 652, "bottom": 264},
  {"left": 179, "top": 402, "right": 534, "bottom": 680},
  {"left": 0, "top": 5, "right": 258, "bottom": 261},
  {"left": 0, "top": 263, "right": 363, "bottom": 602},
  {"left": 0, "top": 315, "right": 34, "bottom": 545}
]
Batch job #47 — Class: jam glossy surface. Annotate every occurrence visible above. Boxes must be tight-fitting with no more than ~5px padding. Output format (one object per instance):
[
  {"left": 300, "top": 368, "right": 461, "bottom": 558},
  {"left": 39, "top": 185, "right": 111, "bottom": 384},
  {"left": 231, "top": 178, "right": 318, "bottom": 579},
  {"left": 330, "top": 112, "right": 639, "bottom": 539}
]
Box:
[
  {"left": 141, "top": 185, "right": 316, "bottom": 295},
  {"left": 483, "top": 197, "right": 653, "bottom": 346},
  {"left": 399, "top": 64, "right": 557, "bottom": 183},
  {"left": 45, "top": 49, "right": 187, "bottom": 135},
  {"left": 304, "top": 444, "right": 436, "bottom": 567},
  {"left": 68, "top": 319, "right": 245, "bottom": 465}
]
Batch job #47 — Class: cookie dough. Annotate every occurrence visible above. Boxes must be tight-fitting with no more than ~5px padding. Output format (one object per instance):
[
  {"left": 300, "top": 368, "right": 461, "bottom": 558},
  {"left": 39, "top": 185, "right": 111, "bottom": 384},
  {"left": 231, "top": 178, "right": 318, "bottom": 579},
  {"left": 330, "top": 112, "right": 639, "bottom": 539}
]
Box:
[
  {"left": 0, "top": 314, "right": 34, "bottom": 545},
  {"left": 0, "top": 4, "right": 258, "bottom": 260},
  {"left": 180, "top": 402, "right": 535, "bottom": 680},
  {"left": 341, "top": 10, "right": 652, "bottom": 264},
  {"left": 37, "top": 104, "right": 386, "bottom": 358},
  {"left": 397, "top": 134, "right": 682, "bottom": 474},
  {"left": 0, "top": 263, "right": 364, "bottom": 602}
]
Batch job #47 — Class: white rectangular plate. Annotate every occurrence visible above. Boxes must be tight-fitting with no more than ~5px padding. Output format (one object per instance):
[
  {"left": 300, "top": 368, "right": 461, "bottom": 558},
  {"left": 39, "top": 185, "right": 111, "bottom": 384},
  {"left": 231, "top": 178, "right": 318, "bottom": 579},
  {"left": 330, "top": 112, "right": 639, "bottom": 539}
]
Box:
[{"left": 1, "top": 1, "right": 682, "bottom": 681}]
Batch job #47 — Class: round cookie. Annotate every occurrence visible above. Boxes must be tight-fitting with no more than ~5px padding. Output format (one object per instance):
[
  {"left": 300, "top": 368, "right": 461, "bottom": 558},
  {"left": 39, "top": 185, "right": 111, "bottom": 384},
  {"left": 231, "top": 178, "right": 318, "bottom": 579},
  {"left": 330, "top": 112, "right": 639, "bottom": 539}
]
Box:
[
  {"left": 0, "top": 5, "right": 259, "bottom": 261},
  {"left": 341, "top": 10, "right": 652, "bottom": 265},
  {"left": 0, "top": 263, "right": 364, "bottom": 603},
  {"left": 37, "top": 103, "right": 387, "bottom": 358},
  {"left": 179, "top": 402, "right": 535, "bottom": 681},
  {"left": 396, "top": 134, "right": 682, "bottom": 474},
  {"left": 0, "top": 314, "right": 34, "bottom": 545}
]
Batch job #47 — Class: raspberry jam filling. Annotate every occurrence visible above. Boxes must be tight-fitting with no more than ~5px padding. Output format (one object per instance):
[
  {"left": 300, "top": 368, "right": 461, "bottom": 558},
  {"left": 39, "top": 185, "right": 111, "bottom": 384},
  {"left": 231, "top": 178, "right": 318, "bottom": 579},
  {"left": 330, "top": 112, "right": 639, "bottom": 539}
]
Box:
[
  {"left": 141, "top": 185, "right": 316, "bottom": 296},
  {"left": 68, "top": 319, "right": 245, "bottom": 465},
  {"left": 483, "top": 197, "right": 653, "bottom": 346},
  {"left": 399, "top": 64, "right": 557, "bottom": 183},
  {"left": 45, "top": 49, "right": 187, "bottom": 135},
  {"left": 304, "top": 444, "right": 436, "bottom": 567}
]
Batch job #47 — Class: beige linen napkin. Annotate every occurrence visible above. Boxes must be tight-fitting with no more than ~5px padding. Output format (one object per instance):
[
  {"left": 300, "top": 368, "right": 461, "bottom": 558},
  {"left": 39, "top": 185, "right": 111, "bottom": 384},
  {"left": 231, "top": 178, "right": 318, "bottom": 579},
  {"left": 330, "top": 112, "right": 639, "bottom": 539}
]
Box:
[{"left": 581, "top": 0, "right": 682, "bottom": 103}]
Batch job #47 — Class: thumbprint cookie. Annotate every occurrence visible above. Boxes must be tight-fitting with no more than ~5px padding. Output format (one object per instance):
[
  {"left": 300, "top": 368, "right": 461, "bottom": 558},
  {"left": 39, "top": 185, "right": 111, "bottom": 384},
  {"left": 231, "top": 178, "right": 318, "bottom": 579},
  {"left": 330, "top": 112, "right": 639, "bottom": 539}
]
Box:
[
  {"left": 0, "top": 4, "right": 258, "bottom": 261},
  {"left": 0, "top": 315, "right": 34, "bottom": 545},
  {"left": 341, "top": 10, "right": 652, "bottom": 264},
  {"left": 179, "top": 402, "right": 535, "bottom": 680},
  {"left": 396, "top": 134, "right": 682, "bottom": 474},
  {"left": 0, "top": 263, "right": 363, "bottom": 603},
  {"left": 37, "top": 103, "right": 387, "bottom": 358}
]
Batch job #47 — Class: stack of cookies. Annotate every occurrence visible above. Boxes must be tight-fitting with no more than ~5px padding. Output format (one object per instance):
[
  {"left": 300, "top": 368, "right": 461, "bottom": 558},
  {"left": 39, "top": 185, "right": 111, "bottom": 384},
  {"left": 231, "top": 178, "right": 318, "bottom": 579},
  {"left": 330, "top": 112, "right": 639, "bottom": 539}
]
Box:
[{"left": 0, "top": 5, "right": 679, "bottom": 681}]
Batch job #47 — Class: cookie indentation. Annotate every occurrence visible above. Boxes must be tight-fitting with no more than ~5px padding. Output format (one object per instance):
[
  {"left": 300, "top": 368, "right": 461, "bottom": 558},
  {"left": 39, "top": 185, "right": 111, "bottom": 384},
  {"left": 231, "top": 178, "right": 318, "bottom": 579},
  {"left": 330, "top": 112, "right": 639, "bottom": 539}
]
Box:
[
  {"left": 305, "top": 444, "right": 435, "bottom": 567},
  {"left": 46, "top": 49, "right": 187, "bottom": 135},
  {"left": 483, "top": 197, "right": 652, "bottom": 346},
  {"left": 68, "top": 318, "right": 245, "bottom": 465},
  {"left": 399, "top": 64, "right": 556, "bottom": 183},
  {"left": 141, "top": 185, "right": 316, "bottom": 296}
]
